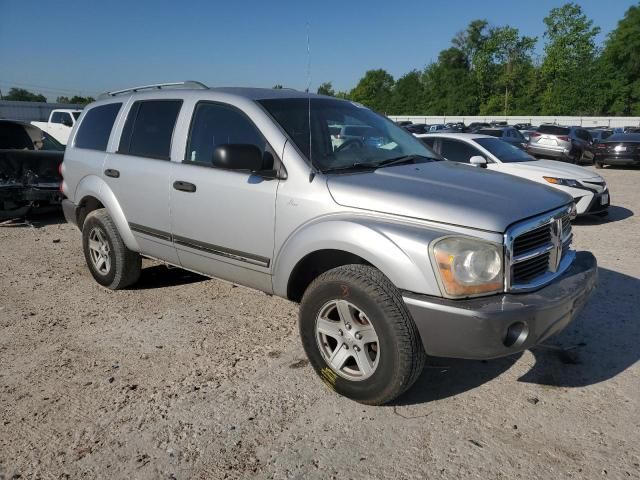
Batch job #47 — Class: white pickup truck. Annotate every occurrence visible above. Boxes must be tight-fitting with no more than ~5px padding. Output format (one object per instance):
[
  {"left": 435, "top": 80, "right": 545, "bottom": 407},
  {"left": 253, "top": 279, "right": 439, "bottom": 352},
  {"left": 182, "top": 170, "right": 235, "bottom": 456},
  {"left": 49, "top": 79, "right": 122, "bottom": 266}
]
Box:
[{"left": 32, "top": 109, "right": 82, "bottom": 145}]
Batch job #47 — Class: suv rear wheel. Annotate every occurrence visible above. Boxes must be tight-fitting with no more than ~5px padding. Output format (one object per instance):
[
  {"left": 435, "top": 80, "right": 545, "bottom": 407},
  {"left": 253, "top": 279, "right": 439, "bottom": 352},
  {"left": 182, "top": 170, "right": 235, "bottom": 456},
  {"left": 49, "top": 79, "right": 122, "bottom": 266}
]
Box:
[
  {"left": 82, "top": 209, "right": 141, "bottom": 289},
  {"left": 299, "top": 264, "right": 425, "bottom": 405}
]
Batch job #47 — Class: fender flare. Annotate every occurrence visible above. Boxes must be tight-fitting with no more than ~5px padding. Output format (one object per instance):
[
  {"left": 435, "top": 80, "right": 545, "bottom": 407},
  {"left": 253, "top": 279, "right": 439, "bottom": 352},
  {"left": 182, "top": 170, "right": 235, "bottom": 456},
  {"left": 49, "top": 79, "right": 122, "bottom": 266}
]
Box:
[
  {"left": 272, "top": 218, "right": 440, "bottom": 298},
  {"left": 75, "top": 175, "right": 139, "bottom": 252}
]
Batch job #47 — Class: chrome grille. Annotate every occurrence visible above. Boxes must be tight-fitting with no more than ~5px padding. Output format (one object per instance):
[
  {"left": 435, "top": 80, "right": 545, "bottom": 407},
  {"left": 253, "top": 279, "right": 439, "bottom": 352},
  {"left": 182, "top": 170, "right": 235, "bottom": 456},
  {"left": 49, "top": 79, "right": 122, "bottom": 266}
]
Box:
[{"left": 505, "top": 206, "right": 574, "bottom": 292}]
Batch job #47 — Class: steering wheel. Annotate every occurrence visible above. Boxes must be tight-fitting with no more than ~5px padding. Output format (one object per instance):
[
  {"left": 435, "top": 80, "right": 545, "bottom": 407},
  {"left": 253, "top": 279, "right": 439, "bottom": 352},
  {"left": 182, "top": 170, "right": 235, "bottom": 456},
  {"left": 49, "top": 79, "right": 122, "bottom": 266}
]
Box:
[{"left": 334, "top": 137, "right": 365, "bottom": 153}]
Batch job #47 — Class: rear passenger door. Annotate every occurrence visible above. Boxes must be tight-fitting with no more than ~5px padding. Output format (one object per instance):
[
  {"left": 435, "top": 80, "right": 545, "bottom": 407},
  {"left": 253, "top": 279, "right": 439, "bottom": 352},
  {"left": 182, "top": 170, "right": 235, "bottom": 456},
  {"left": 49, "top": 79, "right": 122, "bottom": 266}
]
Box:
[
  {"left": 169, "top": 101, "right": 278, "bottom": 292},
  {"left": 102, "top": 99, "right": 182, "bottom": 264}
]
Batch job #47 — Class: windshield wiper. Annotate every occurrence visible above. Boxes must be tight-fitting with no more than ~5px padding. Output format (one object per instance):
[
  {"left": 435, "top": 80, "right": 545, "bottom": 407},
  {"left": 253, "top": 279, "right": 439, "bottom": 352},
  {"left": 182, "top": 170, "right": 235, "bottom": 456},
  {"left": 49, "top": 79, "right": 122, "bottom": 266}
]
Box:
[
  {"left": 372, "top": 154, "right": 438, "bottom": 169},
  {"left": 321, "top": 163, "right": 378, "bottom": 174}
]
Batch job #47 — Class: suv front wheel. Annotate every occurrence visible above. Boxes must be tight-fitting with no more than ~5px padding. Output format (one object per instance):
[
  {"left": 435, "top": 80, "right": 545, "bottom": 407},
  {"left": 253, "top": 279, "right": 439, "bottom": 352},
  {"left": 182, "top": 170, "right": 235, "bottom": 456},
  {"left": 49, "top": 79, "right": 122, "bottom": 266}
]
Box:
[
  {"left": 299, "top": 264, "right": 426, "bottom": 405},
  {"left": 82, "top": 209, "right": 141, "bottom": 290}
]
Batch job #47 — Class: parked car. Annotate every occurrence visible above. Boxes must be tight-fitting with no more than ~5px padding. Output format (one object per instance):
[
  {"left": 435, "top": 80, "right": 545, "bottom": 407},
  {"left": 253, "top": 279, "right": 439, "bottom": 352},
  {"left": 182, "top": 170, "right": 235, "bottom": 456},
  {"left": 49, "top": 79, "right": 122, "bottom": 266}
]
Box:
[
  {"left": 467, "top": 122, "right": 491, "bottom": 132},
  {"left": 444, "top": 122, "right": 465, "bottom": 131},
  {"left": 588, "top": 128, "right": 614, "bottom": 144},
  {"left": 31, "top": 108, "right": 82, "bottom": 145},
  {"left": 474, "top": 127, "right": 528, "bottom": 149},
  {"left": 61, "top": 82, "right": 597, "bottom": 405},
  {"left": 394, "top": 120, "right": 413, "bottom": 127},
  {"left": 527, "top": 124, "right": 593, "bottom": 164},
  {"left": 623, "top": 126, "right": 640, "bottom": 133},
  {"left": 404, "top": 123, "right": 430, "bottom": 134},
  {"left": 428, "top": 124, "right": 447, "bottom": 132},
  {"left": 592, "top": 133, "right": 640, "bottom": 168},
  {"left": 418, "top": 133, "right": 609, "bottom": 217},
  {"left": 513, "top": 123, "right": 533, "bottom": 130},
  {"left": 0, "top": 120, "right": 65, "bottom": 219},
  {"left": 520, "top": 129, "right": 539, "bottom": 142},
  {"left": 332, "top": 124, "right": 386, "bottom": 149}
]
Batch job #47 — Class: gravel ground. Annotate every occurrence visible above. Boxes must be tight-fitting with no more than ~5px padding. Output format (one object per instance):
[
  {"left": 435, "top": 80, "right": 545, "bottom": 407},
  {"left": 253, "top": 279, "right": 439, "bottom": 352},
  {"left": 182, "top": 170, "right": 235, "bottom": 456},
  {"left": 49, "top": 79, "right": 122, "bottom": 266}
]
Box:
[{"left": 0, "top": 166, "right": 638, "bottom": 479}]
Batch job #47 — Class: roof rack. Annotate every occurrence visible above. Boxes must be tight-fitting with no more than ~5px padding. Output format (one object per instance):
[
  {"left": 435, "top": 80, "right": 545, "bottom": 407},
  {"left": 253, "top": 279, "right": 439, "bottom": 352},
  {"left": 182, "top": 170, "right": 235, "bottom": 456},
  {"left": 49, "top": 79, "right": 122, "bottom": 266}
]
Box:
[{"left": 98, "top": 81, "right": 208, "bottom": 99}]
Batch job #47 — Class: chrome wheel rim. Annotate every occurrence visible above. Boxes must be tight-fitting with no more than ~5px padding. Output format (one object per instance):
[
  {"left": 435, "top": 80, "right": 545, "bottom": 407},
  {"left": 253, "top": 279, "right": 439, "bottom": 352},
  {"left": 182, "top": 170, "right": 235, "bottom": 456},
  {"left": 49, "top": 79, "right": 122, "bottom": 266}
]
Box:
[
  {"left": 88, "top": 227, "right": 111, "bottom": 275},
  {"left": 315, "top": 299, "right": 380, "bottom": 381}
]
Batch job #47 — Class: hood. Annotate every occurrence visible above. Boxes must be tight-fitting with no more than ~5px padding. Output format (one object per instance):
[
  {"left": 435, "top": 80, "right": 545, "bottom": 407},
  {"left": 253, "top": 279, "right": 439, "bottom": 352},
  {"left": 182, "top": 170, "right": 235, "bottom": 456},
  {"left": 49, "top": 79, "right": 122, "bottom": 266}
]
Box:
[
  {"left": 508, "top": 160, "right": 603, "bottom": 180},
  {"left": 326, "top": 161, "right": 572, "bottom": 233}
]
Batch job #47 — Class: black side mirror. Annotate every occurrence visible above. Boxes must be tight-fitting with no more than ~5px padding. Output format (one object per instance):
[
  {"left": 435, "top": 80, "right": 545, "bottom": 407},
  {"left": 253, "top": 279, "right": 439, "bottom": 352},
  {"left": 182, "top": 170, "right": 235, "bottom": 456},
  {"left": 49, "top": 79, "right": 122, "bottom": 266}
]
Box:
[{"left": 211, "top": 144, "right": 280, "bottom": 179}]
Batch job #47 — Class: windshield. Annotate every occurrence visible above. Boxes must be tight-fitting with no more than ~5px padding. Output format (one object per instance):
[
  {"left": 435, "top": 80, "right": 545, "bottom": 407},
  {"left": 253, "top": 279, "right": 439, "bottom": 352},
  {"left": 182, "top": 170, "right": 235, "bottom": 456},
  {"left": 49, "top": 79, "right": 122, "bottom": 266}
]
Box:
[
  {"left": 475, "top": 138, "right": 536, "bottom": 163},
  {"left": 258, "top": 98, "right": 441, "bottom": 172},
  {"left": 476, "top": 129, "right": 503, "bottom": 138}
]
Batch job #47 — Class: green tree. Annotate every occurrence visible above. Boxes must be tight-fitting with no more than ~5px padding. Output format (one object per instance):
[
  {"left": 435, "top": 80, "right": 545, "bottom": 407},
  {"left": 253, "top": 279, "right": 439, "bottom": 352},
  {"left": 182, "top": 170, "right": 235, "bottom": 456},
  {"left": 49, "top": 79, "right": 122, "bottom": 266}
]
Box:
[
  {"left": 316, "top": 82, "right": 335, "bottom": 96},
  {"left": 335, "top": 91, "right": 351, "bottom": 100},
  {"left": 57, "top": 95, "right": 95, "bottom": 105},
  {"left": 539, "top": 2, "right": 600, "bottom": 115},
  {"left": 389, "top": 70, "right": 423, "bottom": 115},
  {"left": 422, "top": 48, "right": 479, "bottom": 115},
  {"left": 600, "top": 4, "right": 640, "bottom": 114},
  {"left": 5, "top": 88, "right": 47, "bottom": 102},
  {"left": 349, "top": 69, "right": 395, "bottom": 113},
  {"left": 480, "top": 27, "right": 537, "bottom": 115}
]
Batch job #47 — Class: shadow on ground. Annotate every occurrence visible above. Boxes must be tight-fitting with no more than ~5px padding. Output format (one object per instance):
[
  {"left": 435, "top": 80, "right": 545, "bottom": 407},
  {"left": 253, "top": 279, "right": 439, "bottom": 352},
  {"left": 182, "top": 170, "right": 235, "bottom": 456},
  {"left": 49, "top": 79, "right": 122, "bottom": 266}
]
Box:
[
  {"left": 395, "top": 267, "right": 639, "bottom": 405},
  {"left": 132, "top": 265, "right": 207, "bottom": 290}
]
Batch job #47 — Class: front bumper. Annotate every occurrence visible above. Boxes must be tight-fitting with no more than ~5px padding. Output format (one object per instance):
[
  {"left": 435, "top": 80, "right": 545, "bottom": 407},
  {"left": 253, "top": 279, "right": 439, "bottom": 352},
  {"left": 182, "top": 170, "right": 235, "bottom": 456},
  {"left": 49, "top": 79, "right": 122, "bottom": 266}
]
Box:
[{"left": 403, "top": 251, "right": 597, "bottom": 359}]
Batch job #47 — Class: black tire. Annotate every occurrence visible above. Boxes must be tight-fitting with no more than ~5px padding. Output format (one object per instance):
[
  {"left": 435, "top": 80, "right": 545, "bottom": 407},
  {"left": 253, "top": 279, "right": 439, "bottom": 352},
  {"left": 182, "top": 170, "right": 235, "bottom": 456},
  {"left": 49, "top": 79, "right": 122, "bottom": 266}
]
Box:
[
  {"left": 299, "top": 264, "right": 426, "bottom": 405},
  {"left": 595, "top": 161, "right": 604, "bottom": 169},
  {"left": 82, "top": 209, "right": 141, "bottom": 289}
]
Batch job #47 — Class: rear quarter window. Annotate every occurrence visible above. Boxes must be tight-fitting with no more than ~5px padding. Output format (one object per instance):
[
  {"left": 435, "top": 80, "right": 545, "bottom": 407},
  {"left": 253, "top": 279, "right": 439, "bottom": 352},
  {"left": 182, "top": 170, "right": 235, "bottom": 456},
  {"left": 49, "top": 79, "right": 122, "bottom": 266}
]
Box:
[{"left": 74, "top": 103, "right": 122, "bottom": 151}]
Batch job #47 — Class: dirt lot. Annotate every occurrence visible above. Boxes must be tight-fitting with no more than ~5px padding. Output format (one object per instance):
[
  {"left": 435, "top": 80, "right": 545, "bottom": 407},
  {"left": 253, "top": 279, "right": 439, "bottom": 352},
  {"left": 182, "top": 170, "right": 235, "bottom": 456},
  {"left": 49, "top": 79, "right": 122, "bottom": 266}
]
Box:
[{"left": 1, "top": 166, "right": 639, "bottom": 479}]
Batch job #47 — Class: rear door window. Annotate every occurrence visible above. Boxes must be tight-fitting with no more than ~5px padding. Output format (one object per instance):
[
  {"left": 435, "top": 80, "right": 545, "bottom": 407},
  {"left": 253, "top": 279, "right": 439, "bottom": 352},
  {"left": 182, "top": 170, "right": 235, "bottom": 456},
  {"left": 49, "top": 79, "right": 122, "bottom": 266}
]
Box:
[
  {"left": 74, "top": 103, "right": 122, "bottom": 151},
  {"left": 118, "top": 100, "right": 182, "bottom": 160},
  {"left": 440, "top": 139, "right": 481, "bottom": 163}
]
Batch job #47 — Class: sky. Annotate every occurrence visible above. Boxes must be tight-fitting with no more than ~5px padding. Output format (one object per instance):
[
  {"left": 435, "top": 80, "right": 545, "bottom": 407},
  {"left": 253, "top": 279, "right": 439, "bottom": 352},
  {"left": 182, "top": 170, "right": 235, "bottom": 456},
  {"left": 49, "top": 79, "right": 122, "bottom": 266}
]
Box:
[{"left": 0, "top": 0, "right": 636, "bottom": 101}]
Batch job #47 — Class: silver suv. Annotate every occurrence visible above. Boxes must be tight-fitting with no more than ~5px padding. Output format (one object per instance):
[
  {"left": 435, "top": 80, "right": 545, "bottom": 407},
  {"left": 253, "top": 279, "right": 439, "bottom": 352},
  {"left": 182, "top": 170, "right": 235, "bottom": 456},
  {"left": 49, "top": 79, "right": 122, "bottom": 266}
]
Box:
[{"left": 61, "top": 81, "right": 597, "bottom": 404}]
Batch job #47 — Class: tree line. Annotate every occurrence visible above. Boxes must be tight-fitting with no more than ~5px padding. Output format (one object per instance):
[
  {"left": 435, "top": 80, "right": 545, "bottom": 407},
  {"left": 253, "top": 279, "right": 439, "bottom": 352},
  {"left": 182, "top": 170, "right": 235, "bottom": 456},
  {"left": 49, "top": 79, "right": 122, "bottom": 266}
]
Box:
[
  {"left": 313, "top": 2, "right": 640, "bottom": 117},
  {"left": 1, "top": 88, "right": 95, "bottom": 105}
]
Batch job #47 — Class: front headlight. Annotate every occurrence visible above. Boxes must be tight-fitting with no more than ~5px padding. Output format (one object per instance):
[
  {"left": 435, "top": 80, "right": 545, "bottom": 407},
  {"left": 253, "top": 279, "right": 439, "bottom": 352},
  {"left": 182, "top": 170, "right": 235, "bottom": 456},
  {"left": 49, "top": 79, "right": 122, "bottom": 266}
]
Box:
[
  {"left": 543, "top": 177, "right": 581, "bottom": 188},
  {"left": 431, "top": 237, "right": 503, "bottom": 298}
]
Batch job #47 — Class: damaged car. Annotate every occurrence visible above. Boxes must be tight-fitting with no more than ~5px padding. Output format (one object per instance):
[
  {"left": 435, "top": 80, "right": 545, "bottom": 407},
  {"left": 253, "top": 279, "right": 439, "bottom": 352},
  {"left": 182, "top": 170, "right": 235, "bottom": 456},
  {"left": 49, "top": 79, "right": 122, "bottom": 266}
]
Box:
[{"left": 0, "top": 119, "right": 65, "bottom": 219}]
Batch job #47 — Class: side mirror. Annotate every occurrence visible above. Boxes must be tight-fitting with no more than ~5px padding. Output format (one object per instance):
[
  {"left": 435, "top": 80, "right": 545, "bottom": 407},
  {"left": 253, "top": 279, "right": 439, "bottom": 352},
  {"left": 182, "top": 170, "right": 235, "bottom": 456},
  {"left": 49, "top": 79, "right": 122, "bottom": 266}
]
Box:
[
  {"left": 62, "top": 118, "right": 73, "bottom": 127},
  {"left": 469, "top": 155, "right": 487, "bottom": 168},
  {"left": 211, "top": 144, "right": 279, "bottom": 179}
]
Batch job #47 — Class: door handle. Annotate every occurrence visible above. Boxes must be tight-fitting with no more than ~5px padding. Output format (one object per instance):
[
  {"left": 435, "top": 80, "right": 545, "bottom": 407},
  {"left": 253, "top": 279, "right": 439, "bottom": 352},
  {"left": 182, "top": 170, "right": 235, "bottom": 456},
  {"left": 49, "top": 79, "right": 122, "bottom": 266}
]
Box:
[
  {"left": 104, "top": 168, "right": 120, "bottom": 178},
  {"left": 173, "top": 180, "right": 197, "bottom": 193}
]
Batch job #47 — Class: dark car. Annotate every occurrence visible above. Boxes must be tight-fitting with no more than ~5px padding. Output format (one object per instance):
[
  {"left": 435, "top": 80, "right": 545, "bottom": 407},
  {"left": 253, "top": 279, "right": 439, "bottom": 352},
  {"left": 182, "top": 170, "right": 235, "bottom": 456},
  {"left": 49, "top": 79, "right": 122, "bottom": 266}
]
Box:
[
  {"left": 593, "top": 133, "right": 640, "bottom": 168},
  {"left": 588, "top": 128, "right": 614, "bottom": 144},
  {"left": 475, "top": 127, "right": 528, "bottom": 150},
  {"left": 513, "top": 123, "right": 533, "bottom": 130},
  {"left": 527, "top": 124, "right": 593, "bottom": 164},
  {"left": 0, "top": 120, "right": 64, "bottom": 219},
  {"left": 467, "top": 122, "right": 491, "bottom": 132},
  {"left": 404, "top": 123, "right": 430, "bottom": 134},
  {"left": 394, "top": 120, "right": 413, "bottom": 127}
]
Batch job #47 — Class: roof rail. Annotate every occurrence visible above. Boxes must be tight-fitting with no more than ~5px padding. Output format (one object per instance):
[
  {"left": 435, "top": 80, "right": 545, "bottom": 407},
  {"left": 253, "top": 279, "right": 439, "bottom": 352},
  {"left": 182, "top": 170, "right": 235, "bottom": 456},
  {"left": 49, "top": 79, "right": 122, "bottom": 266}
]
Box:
[{"left": 98, "top": 81, "right": 208, "bottom": 99}]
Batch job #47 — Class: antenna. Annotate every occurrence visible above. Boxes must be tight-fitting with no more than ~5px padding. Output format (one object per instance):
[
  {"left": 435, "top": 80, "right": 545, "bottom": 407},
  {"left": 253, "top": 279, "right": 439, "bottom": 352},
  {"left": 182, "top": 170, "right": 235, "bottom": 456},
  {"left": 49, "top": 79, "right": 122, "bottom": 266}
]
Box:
[{"left": 306, "top": 21, "right": 317, "bottom": 181}]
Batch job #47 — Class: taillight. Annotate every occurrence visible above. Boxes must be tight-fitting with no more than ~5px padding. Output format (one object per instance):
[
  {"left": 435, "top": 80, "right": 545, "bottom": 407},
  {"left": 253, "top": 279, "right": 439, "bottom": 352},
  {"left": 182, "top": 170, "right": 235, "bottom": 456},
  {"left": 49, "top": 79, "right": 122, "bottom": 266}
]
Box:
[
  {"left": 557, "top": 135, "right": 570, "bottom": 141},
  {"left": 58, "top": 162, "right": 63, "bottom": 176},
  {"left": 529, "top": 132, "right": 541, "bottom": 138}
]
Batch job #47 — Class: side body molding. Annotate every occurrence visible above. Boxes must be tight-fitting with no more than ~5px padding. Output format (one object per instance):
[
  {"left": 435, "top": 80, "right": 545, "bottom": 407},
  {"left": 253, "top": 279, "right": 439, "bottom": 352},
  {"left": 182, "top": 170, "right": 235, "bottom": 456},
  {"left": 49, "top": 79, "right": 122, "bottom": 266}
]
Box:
[
  {"left": 271, "top": 216, "right": 446, "bottom": 299},
  {"left": 74, "top": 174, "right": 140, "bottom": 252}
]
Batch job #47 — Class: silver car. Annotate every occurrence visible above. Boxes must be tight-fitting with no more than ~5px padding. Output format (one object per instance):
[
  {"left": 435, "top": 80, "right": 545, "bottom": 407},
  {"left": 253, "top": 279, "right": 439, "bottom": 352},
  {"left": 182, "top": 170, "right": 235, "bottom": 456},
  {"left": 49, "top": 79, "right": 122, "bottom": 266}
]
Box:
[
  {"left": 60, "top": 82, "right": 597, "bottom": 404},
  {"left": 527, "top": 124, "right": 594, "bottom": 164}
]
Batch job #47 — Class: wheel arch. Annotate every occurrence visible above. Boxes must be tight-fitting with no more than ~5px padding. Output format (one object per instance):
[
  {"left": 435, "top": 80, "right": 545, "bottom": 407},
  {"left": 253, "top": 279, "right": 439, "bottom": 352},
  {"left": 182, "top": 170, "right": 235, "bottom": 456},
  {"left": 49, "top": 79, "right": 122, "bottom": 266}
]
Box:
[{"left": 75, "top": 175, "right": 139, "bottom": 251}]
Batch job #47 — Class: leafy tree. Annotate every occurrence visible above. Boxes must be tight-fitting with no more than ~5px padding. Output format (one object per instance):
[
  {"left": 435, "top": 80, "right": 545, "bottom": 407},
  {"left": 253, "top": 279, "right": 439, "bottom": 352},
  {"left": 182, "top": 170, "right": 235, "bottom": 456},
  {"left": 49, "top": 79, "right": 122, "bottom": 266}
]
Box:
[
  {"left": 422, "top": 48, "right": 479, "bottom": 115},
  {"left": 57, "top": 95, "right": 95, "bottom": 105},
  {"left": 480, "top": 27, "right": 537, "bottom": 114},
  {"left": 5, "top": 88, "right": 46, "bottom": 102},
  {"left": 389, "top": 70, "right": 423, "bottom": 115},
  {"left": 453, "top": 19, "right": 490, "bottom": 68},
  {"left": 335, "top": 91, "right": 351, "bottom": 100},
  {"left": 540, "top": 2, "right": 600, "bottom": 115},
  {"left": 600, "top": 4, "right": 640, "bottom": 114},
  {"left": 349, "top": 69, "right": 395, "bottom": 113},
  {"left": 317, "top": 82, "right": 335, "bottom": 96}
]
